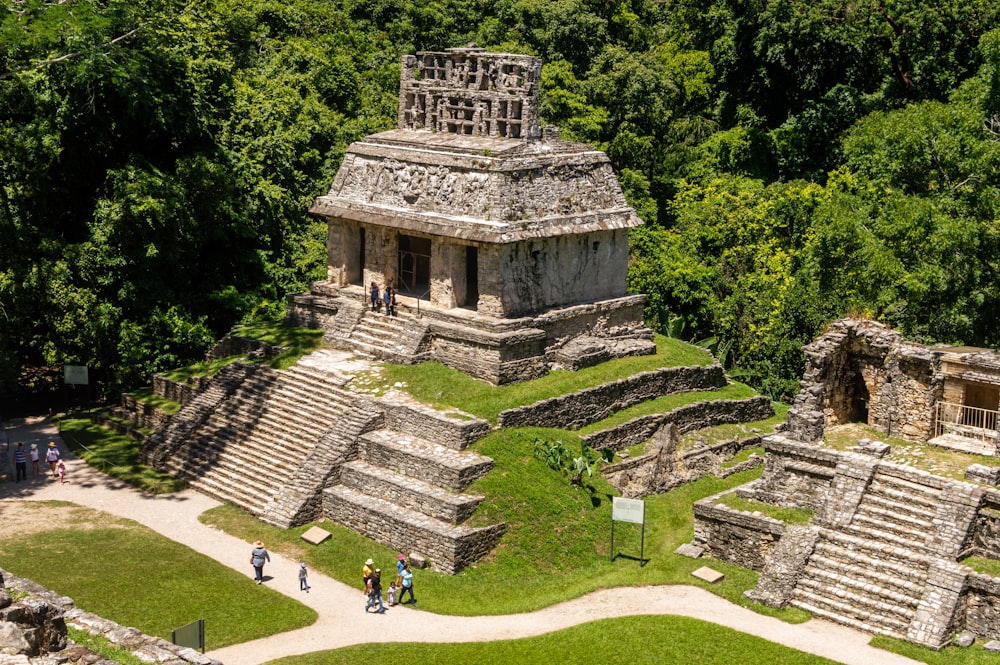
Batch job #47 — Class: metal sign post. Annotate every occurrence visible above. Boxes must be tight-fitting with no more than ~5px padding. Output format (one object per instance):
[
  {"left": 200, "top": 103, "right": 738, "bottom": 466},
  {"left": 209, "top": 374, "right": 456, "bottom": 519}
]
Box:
[
  {"left": 611, "top": 496, "right": 646, "bottom": 566},
  {"left": 171, "top": 618, "right": 205, "bottom": 653}
]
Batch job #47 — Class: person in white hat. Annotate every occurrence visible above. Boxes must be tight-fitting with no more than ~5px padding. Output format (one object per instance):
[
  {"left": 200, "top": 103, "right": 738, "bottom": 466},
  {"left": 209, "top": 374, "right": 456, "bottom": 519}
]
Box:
[
  {"left": 29, "top": 443, "right": 40, "bottom": 477},
  {"left": 362, "top": 558, "right": 374, "bottom": 593}
]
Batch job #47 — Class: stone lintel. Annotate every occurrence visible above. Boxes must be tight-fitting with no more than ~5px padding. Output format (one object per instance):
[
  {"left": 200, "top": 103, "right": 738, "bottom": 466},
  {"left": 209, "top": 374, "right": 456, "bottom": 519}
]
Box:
[
  {"left": 309, "top": 200, "right": 640, "bottom": 243},
  {"left": 351, "top": 132, "right": 611, "bottom": 167}
]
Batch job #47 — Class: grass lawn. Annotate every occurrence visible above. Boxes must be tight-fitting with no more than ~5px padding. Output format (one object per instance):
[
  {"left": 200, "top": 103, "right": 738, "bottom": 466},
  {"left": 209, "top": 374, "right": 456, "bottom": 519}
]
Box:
[
  {"left": 0, "top": 501, "right": 316, "bottom": 649},
  {"left": 57, "top": 414, "right": 185, "bottom": 494},
  {"left": 201, "top": 429, "right": 808, "bottom": 622},
  {"left": 872, "top": 635, "right": 998, "bottom": 664},
  {"left": 266, "top": 615, "right": 841, "bottom": 665},
  {"left": 380, "top": 335, "right": 714, "bottom": 423}
]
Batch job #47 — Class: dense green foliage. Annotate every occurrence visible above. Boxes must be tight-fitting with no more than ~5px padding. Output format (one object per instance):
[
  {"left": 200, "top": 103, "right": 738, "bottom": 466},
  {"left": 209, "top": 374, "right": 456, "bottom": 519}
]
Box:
[{"left": 3, "top": 0, "right": 1000, "bottom": 403}]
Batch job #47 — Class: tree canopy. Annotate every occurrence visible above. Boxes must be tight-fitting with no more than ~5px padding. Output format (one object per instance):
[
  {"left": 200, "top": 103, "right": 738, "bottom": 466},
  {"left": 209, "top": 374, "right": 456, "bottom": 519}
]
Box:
[{"left": 2, "top": 0, "right": 999, "bottom": 405}]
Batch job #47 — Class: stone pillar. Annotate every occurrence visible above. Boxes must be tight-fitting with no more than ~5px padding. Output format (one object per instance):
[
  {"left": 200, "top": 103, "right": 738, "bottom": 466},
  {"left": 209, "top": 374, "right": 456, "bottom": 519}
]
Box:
[
  {"left": 364, "top": 227, "right": 397, "bottom": 290},
  {"left": 476, "top": 245, "right": 505, "bottom": 317},
  {"left": 327, "top": 219, "right": 353, "bottom": 286},
  {"left": 430, "top": 241, "right": 457, "bottom": 308}
]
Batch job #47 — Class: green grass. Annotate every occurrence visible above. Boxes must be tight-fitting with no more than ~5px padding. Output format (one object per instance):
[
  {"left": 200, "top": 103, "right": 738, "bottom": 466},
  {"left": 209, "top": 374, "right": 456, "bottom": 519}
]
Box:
[
  {"left": 872, "top": 635, "right": 998, "bottom": 664},
  {"left": 266, "top": 615, "right": 840, "bottom": 665},
  {"left": 68, "top": 627, "right": 148, "bottom": 665},
  {"left": 231, "top": 320, "right": 327, "bottom": 370},
  {"left": 380, "top": 335, "right": 714, "bottom": 423},
  {"left": 961, "top": 555, "right": 1000, "bottom": 577},
  {"left": 714, "top": 492, "right": 815, "bottom": 525},
  {"left": 200, "top": 426, "right": 809, "bottom": 623},
  {"left": 58, "top": 415, "right": 185, "bottom": 494},
  {"left": 163, "top": 354, "right": 245, "bottom": 383},
  {"left": 577, "top": 382, "right": 758, "bottom": 435},
  {"left": 721, "top": 446, "right": 764, "bottom": 469},
  {"left": 0, "top": 502, "right": 316, "bottom": 649},
  {"left": 131, "top": 388, "right": 182, "bottom": 415}
]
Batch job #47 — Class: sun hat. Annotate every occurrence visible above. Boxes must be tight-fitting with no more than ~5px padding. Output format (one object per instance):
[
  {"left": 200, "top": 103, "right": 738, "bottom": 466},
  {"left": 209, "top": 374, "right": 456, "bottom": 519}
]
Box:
[
  {"left": 30, "top": 443, "right": 37, "bottom": 449},
  {"left": 48, "top": 441, "right": 56, "bottom": 448},
  {"left": 301, "top": 562, "right": 307, "bottom": 568},
  {"left": 397, "top": 554, "right": 405, "bottom": 561},
  {"left": 365, "top": 558, "right": 374, "bottom": 565},
  {"left": 375, "top": 568, "right": 381, "bottom": 573},
  {"left": 253, "top": 540, "right": 264, "bottom": 547}
]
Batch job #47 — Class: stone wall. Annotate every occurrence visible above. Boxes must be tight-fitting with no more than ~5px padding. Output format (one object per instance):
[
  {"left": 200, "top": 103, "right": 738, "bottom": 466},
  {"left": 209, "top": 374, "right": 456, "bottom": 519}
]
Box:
[
  {"left": 497, "top": 364, "right": 727, "bottom": 429},
  {"left": 739, "top": 434, "right": 839, "bottom": 511},
  {"left": 1, "top": 569, "right": 220, "bottom": 665},
  {"left": 785, "top": 318, "right": 942, "bottom": 443},
  {"left": 322, "top": 489, "right": 505, "bottom": 574},
  {"left": 382, "top": 400, "right": 491, "bottom": 451},
  {"left": 581, "top": 396, "right": 773, "bottom": 452},
  {"left": 152, "top": 374, "right": 211, "bottom": 406},
  {"left": 206, "top": 336, "right": 288, "bottom": 362},
  {"left": 961, "top": 573, "right": 1000, "bottom": 641},
  {"left": 692, "top": 491, "right": 787, "bottom": 571}
]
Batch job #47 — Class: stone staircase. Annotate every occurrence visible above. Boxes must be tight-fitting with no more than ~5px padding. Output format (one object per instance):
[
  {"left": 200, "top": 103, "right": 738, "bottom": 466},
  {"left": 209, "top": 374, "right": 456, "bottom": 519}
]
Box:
[
  {"left": 342, "top": 309, "right": 430, "bottom": 364},
  {"left": 324, "top": 425, "right": 505, "bottom": 574},
  {"left": 148, "top": 362, "right": 356, "bottom": 520},
  {"left": 789, "top": 468, "right": 942, "bottom": 638}
]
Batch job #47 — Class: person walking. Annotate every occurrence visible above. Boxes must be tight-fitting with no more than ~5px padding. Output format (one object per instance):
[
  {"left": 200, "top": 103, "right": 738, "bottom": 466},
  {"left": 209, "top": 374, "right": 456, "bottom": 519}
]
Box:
[
  {"left": 29, "top": 443, "right": 40, "bottom": 477},
  {"left": 13, "top": 443, "right": 27, "bottom": 482},
  {"left": 250, "top": 540, "right": 270, "bottom": 584},
  {"left": 393, "top": 553, "right": 406, "bottom": 604},
  {"left": 383, "top": 285, "right": 392, "bottom": 316},
  {"left": 55, "top": 459, "right": 67, "bottom": 484},
  {"left": 362, "top": 557, "right": 374, "bottom": 592},
  {"left": 299, "top": 562, "right": 310, "bottom": 592},
  {"left": 370, "top": 281, "right": 380, "bottom": 312},
  {"left": 45, "top": 442, "right": 60, "bottom": 478},
  {"left": 365, "top": 568, "right": 385, "bottom": 613},
  {"left": 398, "top": 564, "right": 416, "bottom": 606}
]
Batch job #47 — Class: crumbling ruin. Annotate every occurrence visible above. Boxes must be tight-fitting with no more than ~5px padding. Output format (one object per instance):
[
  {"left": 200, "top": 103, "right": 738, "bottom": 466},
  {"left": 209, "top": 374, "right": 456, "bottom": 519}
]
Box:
[{"left": 692, "top": 319, "right": 1000, "bottom": 649}]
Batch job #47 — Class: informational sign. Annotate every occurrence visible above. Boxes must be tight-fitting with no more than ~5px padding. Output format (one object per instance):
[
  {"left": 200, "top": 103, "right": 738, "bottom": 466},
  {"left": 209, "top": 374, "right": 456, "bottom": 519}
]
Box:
[
  {"left": 64, "top": 365, "right": 89, "bottom": 385},
  {"left": 172, "top": 618, "right": 205, "bottom": 653},
  {"left": 610, "top": 496, "right": 647, "bottom": 566},
  {"left": 612, "top": 496, "right": 645, "bottom": 524}
]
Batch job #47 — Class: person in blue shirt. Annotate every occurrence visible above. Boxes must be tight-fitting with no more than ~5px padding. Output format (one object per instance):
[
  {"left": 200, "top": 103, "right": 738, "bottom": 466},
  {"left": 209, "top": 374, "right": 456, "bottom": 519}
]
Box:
[{"left": 13, "top": 443, "right": 27, "bottom": 482}]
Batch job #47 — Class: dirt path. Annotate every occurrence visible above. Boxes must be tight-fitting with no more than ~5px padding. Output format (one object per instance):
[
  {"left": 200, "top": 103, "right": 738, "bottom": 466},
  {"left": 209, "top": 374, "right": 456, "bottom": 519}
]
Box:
[{"left": 0, "top": 416, "right": 920, "bottom": 665}]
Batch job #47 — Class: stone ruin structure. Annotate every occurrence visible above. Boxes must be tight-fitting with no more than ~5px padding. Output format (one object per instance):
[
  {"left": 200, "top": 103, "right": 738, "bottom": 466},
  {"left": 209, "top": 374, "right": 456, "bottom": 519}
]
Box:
[
  {"left": 690, "top": 318, "right": 1000, "bottom": 650},
  {"left": 286, "top": 47, "right": 654, "bottom": 384},
  {"left": 0, "top": 568, "right": 217, "bottom": 665},
  {"left": 786, "top": 318, "right": 1000, "bottom": 455}
]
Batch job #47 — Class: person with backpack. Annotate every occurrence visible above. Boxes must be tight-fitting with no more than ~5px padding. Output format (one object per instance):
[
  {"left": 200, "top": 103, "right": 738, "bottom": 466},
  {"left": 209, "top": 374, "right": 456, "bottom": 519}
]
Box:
[
  {"left": 365, "top": 568, "right": 385, "bottom": 613},
  {"left": 250, "top": 540, "right": 270, "bottom": 584}
]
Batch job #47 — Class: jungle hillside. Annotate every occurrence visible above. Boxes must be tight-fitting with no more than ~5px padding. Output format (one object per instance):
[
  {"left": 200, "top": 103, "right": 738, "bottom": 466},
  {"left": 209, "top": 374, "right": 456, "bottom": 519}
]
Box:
[{"left": 2, "top": 0, "right": 999, "bottom": 408}]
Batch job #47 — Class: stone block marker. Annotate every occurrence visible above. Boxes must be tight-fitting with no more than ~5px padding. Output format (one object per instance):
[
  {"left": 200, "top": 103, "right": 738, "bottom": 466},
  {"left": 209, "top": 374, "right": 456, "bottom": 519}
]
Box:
[
  {"left": 953, "top": 631, "right": 976, "bottom": 648},
  {"left": 691, "top": 566, "right": 725, "bottom": 584},
  {"left": 674, "top": 543, "right": 704, "bottom": 559},
  {"left": 985, "top": 640, "right": 1000, "bottom": 653},
  {"left": 301, "top": 526, "right": 332, "bottom": 545}
]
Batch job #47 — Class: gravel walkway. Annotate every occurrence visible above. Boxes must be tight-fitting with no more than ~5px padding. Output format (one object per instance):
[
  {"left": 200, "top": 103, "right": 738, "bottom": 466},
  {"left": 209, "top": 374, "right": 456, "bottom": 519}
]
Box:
[{"left": 0, "top": 415, "right": 919, "bottom": 665}]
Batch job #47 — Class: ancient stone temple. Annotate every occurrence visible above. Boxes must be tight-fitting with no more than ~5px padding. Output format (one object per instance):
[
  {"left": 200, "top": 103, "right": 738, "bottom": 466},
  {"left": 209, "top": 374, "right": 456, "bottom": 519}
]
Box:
[{"left": 286, "top": 47, "right": 654, "bottom": 384}]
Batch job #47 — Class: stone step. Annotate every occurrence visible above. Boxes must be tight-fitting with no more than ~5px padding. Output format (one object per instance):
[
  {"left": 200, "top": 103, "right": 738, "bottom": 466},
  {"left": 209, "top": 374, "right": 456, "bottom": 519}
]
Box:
[
  {"left": 185, "top": 467, "right": 282, "bottom": 513},
  {"left": 808, "top": 548, "right": 928, "bottom": 595},
  {"left": 789, "top": 590, "right": 910, "bottom": 639},
  {"left": 869, "top": 472, "right": 942, "bottom": 505},
  {"left": 323, "top": 485, "right": 505, "bottom": 574},
  {"left": 817, "top": 529, "right": 930, "bottom": 567},
  {"left": 797, "top": 565, "right": 922, "bottom": 613},
  {"left": 854, "top": 493, "right": 938, "bottom": 527},
  {"left": 163, "top": 428, "right": 309, "bottom": 477},
  {"left": 210, "top": 393, "right": 342, "bottom": 431},
  {"left": 839, "top": 522, "right": 930, "bottom": 554},
  {"left": 849, "top": 512, "right": 935, "bottom": 546},
  {"left": 359, "top": 429, "right": 493, "bottom": 492},
  {"left": 340, "top": 460, "right": 483, "bottom": 525}
]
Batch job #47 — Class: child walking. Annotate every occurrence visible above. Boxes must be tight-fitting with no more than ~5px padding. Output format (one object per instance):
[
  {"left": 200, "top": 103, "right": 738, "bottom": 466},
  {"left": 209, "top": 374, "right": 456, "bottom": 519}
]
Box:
[
  {"left": 56, "top": 459, "right": 67, "bottom": 484},
  {"left": 299, "top": 562, "right": 310, "bottom": 592}
]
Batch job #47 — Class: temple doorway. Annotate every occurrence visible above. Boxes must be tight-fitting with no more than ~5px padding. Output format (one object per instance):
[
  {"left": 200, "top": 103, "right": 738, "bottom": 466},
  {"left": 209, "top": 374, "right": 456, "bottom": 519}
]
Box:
[
  {"left": 398, "top": 234, "right": 431, "bottom": 295},
  {"left": 463, "top": 245, "right": 479, "bottom": 308}
]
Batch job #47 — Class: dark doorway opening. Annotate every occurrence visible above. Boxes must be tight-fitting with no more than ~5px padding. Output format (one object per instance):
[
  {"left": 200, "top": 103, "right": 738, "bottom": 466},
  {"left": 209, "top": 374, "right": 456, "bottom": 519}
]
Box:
[
  {"left": 355, "top": 227, "right": 365, "bottom": 285},
  {"left": 464, "top": 245, "right": 479, "bottom": 308},
  {"left": 847, "top": 371, "right": 870, "bottom": 424},
  {"left": 398, "top": 235, "right": 431, "bottom": 295},
  {"left": 964, "top": 383, "right": 999, "bottom": 431}
]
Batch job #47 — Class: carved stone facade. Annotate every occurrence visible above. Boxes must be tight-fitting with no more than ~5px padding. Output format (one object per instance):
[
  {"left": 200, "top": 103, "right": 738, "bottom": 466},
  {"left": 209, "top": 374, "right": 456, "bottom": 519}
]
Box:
[{"left": 287, "top": 48, "right": 653, "bottom": 384}]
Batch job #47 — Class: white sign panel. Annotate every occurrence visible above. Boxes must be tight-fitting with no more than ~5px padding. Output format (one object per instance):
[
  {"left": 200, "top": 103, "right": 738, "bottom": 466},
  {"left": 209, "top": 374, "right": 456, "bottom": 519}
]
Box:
[
  {"left": 612, "top": 496, "right": 645, "bottom": 525},
  {"left": 64, "top": 365, "right": 89, "bottom": 385}
]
